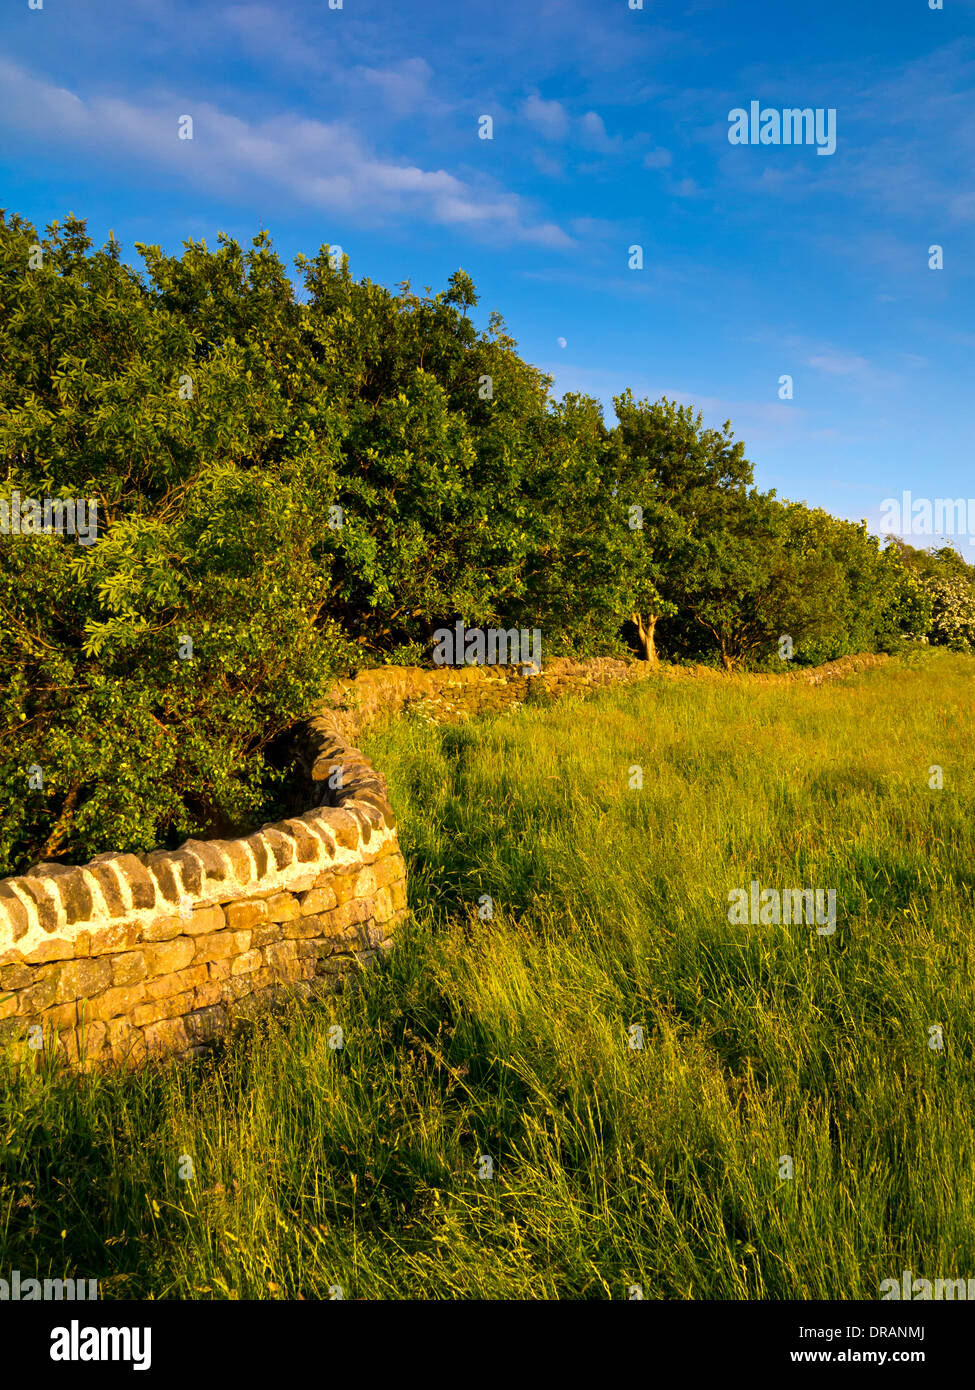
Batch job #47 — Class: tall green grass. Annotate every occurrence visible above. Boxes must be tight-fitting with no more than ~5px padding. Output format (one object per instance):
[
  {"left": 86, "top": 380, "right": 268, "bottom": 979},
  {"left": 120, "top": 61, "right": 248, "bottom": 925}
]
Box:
[{"left": 1, "top": 647, "right": 973, "bottom": 1298}]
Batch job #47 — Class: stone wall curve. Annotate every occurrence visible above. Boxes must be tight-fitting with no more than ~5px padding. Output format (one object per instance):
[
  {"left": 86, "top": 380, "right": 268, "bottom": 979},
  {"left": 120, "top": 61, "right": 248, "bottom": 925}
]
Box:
[{"left": 0, "top": 713, "right": 408, "bottom": 1069}]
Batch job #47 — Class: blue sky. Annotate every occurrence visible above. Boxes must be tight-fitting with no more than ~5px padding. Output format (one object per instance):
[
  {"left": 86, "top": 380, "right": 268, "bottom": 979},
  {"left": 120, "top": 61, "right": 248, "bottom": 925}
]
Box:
[{"left": 2, "top": 0, "right": 974, "bottom": 550}]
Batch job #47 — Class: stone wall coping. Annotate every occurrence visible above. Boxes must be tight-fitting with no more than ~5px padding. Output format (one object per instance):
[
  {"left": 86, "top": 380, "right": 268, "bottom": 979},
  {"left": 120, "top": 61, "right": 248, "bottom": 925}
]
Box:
[{"left": 0, "top": 714, "right": 396, "bottom": 962}]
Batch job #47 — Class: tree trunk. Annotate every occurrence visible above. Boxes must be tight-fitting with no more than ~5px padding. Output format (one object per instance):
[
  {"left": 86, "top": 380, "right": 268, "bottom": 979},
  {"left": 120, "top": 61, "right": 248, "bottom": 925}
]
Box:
[
  {"left": 36, "top": 783, "right": 81, "bottom": 863},
  {"left": 632, "top": 612, "right": 658, "bottom": 663}
]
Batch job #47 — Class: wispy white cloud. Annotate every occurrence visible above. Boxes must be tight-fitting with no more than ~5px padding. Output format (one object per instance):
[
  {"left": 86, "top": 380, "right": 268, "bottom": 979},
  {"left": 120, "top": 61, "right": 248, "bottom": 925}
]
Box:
[
  {"left": 807, "top": 352, "right": 872, "bottom": 377},
  {"left": 579, "top": 110, "right": 620, "bottom": 152},
  {"left": 219, "top": 3, "right": 328, "bottom": 71},
  {"left": 351, "top": 58, "right": 439, "bottom": 119},
  {"left": 0, "top": 58, "right": 572, "bottom": 248},
  {"left": 521, "top": 92, "right": 570, "bottom": 140},
  {"left": 803, "top": 347, "right": 902, "bottom": 393}
]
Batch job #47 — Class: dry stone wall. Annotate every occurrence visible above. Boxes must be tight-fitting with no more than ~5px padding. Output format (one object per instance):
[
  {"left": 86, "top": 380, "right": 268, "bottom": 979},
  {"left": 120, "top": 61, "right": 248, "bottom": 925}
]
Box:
[
  {"left": 0, "top": 716, "right": 407, "bottom": 1070},
  {"left": 0, "top": 654, "right": 662, "bottom": 1071},
  {"left": 322, "top": 655, "right": 659, "bottom": 743}
]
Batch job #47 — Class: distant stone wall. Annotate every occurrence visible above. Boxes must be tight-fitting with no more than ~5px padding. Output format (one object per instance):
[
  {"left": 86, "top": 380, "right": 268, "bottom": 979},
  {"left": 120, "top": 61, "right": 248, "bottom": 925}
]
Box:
[
  {"left": 0, "top": 715, "right": 407, "bottom": 1070},
  {"left": 323, "top": 655, "right": 659, "bottom": 743}
]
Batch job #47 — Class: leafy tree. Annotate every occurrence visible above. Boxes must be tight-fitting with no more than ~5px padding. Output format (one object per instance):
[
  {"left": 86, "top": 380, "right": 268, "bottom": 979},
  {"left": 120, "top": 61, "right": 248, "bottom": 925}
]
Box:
[
  {"left": 0, "top": 212, "right": 351, "bottom": 873},
  {"left": 608, "top": 393, "right": 753, "bottom": 662},
  {"left": 663, "top": 487, "right": 837, "bottom": 669},
  {"left": 777, "top": 509, "right": 930, "bottom": 663},
  {"left": 922, "top": 575, "right": 975, "bottom": 650}
]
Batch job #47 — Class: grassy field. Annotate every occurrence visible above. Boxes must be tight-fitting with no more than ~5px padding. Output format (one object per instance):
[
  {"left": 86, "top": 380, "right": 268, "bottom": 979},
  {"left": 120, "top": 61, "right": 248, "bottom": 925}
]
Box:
[{"left": 2, "top": 647, "right": 973, "bottom": 1299}]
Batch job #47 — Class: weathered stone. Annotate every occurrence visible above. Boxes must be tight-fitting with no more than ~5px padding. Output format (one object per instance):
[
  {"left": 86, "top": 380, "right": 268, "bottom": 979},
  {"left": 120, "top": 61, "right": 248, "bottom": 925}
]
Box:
[
  {"left": 301, "top": 816, "right": 337, "bottom": 858},
  {"left": 88, "top": 922, "right": 141, "bottom": 956},
  {"left": 261, "top": 828, "right": 295, "bottom": 872},
  {"left": 87, "top": 864, "right": 126, "bottom": 919},
  {"left": 0, "top": 1016, "right": 27, "bottom": 1047},
  {"left": 329, "top": 810, "right": 361, "bottom": 852},
  {"left": 143, "top": 964, "right": 208, "bottom": 1003},
  {"left": 139, "top": 914, "right": 182, "bottom": 944},
  {"left": 183, "top": 1005, "right": 229, "bottom": 1047},
  {"left": 361, "top": 921, "right": 394, "bottom": 950},
  {"left": 15, "top": 877, "right": 61, "bottom": 933},
  {"left": 331, "top": 873, "right": 360, "bottom": 908},
  {"left": 222, "top": 838, "right": 255, "bottom": 885},
  {"left": 0, "top": 962, "right": 34, "bottom": 991},
  {"left": 182, "top": 840, "right": 229, "bottom": 883},
  {"left": 349, "top": 805, "right": 379, "bottom": 843},
  {"left": 280, "top": 819, "right": 323, "bottom": 864},
  {"left": 372, "top": 885, "right": 394, "bottom": 924},
  {"left": 230, "top": 949, "right": 262, "bottom": 977},
  {"left": 145, "top": 937, "right": 195, "bottom": 976},
  {"left": 245, "top": 835, "right": 270, "bottom": 877},
  {"left": 295, "top": 938, "right": 334, "bottom": 960},
  {"left": 55, "top": 957, "right": 112, "bottom": 1004},
  {"left": 282, "top": 916, "right": 331, "bottom": 941},
  {"left": 265, "top": 892, "right": 300, "bottom": 923},
  {"left": 299, "top": 886, "right": 338, "bottom": 915},
  {"left": 86, "top": 982, "right": 148, "bottom": 1022},
  {"left": 169, "top": 851, "right": 205, "bottom": 896},
  {"left": 51, "top": 869, "right": 95, "bottom": 926},
  {"left": 353, "top": 791, "right": 395, "bottom": 825},
  {"left": 23, "top": 936, "right": 77, "bottom": 965},
  {"left": 143, "top": 853, "right": 181, "bottom": 904},
  {"left": 110, "top": 951, "right": 147, "bottom": 987},
  {"left": 143, "top": 1015, "right": 190, "bottom": 1056},
  {"left": 0, "top": 885, "right": 30, "bottom": 941},
  {"left": 373, "top": 855, "right": 406, "bottom": 888},
  {"left": 225, "top": 900, "right": 268, "bottom": 931},
  {"left": 192, "top": 932, "right": 238, "bottom": 964},
  {"left": 352, "top": 867, "right": 377, "bottom": 899},
  {"left": 329, "top": 898, "right": 372, "bottom": 933},
  {"left": 191, "top": 978, "right": 230, "bottom": 1010},
  {"left": 250, "top": 923, "right": 282, "bottom": 949},
  {"left": 106, "top": 1016, "right": 146, "bottom": 1060},
  {"left": 112, "top": 855, "right": 158, "bottom": 910},
  {"left": 265, "top": 940, "right": 299, "bottom": 975},
  {"left": 185, "top": 905, "right": 225, "bottom": 936},
  {"left": 62, "top": 1020, "right": 109, "bottom": 1064}
]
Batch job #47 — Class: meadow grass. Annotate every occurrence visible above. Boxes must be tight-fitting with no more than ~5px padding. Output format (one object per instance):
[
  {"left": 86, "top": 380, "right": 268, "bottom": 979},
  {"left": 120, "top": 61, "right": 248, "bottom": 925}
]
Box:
[{"left": 1, "top": 647, "right": 973, "bottom": 1299}]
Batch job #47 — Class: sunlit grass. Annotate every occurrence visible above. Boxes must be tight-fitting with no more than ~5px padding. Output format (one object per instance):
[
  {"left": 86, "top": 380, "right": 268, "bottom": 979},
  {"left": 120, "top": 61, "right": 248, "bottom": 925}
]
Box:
[{"left": 1, "top": 647, "right": 973, "bottom": 1298}]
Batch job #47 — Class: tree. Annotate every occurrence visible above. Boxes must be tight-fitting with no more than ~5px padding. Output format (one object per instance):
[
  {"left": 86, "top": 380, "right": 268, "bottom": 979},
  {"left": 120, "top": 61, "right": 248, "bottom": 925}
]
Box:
[
  {"left": 0, "top": 212, "right": 352, "bottom": 873},
  {"left": 609, "top": 393, "right": 753, "bottom": 662}
]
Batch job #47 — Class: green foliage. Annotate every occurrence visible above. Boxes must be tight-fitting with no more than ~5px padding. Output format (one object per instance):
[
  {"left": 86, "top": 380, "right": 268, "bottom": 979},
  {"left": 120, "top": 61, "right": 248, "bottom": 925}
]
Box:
[
  {"left": 893, "top": 540, "right": 975, "bottom": 652},
  {"left": 0, "top": 206, "right": 947, "bottom": 870},
  {"left": 608, "top": 393, "right": 753, "bottom": 660},
  {"left": 0, "top": 213, "right": 352, "bottom": 871},
  {"left": 922, "top": 575, "right": 975, "bottom": 651}
]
